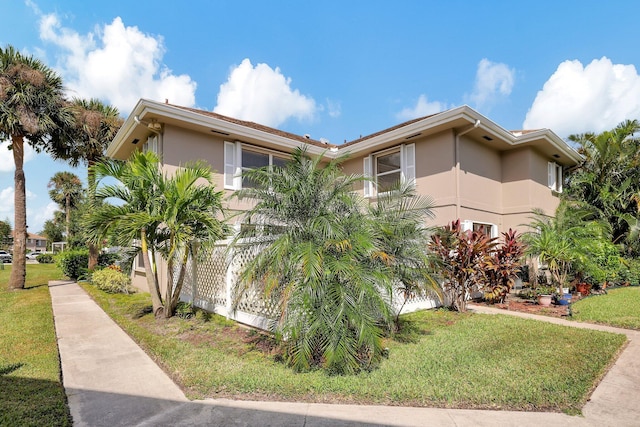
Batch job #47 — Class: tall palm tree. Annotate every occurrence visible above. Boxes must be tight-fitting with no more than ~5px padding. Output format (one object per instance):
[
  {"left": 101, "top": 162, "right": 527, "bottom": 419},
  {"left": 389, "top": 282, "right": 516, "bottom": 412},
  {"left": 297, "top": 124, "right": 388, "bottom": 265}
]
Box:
[
  {"left": 0, "top": 45, "right": 73, "bottom": 290},
  {"left": 50, "top": 98, "right": 122, "bottom": 269},
  {"left": 47, "top": 171, "right": 83, "bottom": 241},
  {"left": 233, "top": 147, "right": 395, "bottom": 374},
  {"left": 86, "top": 150, "right": 228, "bottom": 317}
]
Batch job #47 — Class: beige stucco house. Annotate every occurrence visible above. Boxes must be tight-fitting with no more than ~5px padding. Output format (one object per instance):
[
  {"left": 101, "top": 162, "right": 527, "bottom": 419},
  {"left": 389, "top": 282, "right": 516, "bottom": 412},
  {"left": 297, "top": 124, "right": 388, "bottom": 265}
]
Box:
[{"left": 108, "top": 98, "right": 581, "bottom": 295}]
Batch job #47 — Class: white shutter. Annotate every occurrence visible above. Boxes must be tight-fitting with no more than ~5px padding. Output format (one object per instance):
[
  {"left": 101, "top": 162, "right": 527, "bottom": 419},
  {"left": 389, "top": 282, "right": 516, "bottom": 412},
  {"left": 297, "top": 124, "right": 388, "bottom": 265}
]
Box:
[
  {"left": 556, "top": 164, "right": 563, "bottom": 193},
  {"left": 401, "top": 143, "right": 416, "bottom": 187},
  {"left": 461, "top": 220, "right": 473, "bottom": 232},
  {"left": 547, "top": 162, "right": 556, "bottom": 190},
  {"left": 224, "top": 141, "right": 238, "bottom": 190},
  {"left": 363, "top": 155, "right": 373, "bottom": 197}
]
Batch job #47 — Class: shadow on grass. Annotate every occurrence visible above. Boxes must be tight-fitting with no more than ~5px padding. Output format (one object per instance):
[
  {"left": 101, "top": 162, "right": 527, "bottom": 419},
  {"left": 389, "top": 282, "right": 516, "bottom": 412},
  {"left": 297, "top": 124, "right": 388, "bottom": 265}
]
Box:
[
  {"left": 0, "top": 363, "right": 24, "bottom": 376},
  {"left": 0, "top": 375, "right": 72, "bottom": 426}
]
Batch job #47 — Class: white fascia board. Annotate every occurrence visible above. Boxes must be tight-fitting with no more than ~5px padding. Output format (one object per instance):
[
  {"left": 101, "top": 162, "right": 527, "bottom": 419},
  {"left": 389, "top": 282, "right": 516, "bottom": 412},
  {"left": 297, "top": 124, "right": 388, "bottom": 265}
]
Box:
[
  {"left": 337, "top": 105, "right": 480, "bottom": 156},
  {"left": 513, "top": 129, "right": 583, "bottom": 164},
  {"left": 107, "top": 99, "right": 329, "bottom": 159}
]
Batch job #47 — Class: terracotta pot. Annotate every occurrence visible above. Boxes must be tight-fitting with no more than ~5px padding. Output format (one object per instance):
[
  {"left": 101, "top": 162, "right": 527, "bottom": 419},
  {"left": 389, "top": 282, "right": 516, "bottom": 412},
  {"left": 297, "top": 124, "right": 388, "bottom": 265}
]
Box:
[
  {"left": 576, "top": 283, "right": 591, "bottom": 296},
  {"left": 537, "top": 294, "right": 552, "bottom": 307}
]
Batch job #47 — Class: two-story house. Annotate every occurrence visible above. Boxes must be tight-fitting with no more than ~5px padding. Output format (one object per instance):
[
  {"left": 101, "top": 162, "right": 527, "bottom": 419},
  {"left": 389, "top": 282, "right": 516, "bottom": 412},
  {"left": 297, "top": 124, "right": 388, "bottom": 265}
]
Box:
[{"left": 107, "top": 99, "right": 581, "bottom": 306}]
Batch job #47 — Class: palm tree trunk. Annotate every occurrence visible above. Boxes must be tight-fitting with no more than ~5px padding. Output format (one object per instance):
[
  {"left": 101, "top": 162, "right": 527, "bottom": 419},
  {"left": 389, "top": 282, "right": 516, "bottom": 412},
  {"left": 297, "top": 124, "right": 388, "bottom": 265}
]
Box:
[
  {"left": 65, "top": 193, "right": 71, "bottom": 241},
  {"left": 9, "top": 135, "right": 26, "bottom": 290},
  {"left": 140, "top": 230, "right": 163, "bottom": 316},
  {"left": 87, "top": 161, "right": 99, "bottom": 270}
]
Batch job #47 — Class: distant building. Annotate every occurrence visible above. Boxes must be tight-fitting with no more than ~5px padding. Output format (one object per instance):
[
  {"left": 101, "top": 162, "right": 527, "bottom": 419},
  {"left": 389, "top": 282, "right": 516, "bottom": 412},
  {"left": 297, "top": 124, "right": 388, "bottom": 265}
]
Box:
[{"left": 11, "top": 231, "right": 48, "bottom": 253}]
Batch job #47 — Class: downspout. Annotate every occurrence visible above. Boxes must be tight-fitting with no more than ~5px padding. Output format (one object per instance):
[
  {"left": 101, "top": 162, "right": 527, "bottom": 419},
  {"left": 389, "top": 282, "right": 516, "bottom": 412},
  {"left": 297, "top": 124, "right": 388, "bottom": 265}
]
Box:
[{"left": 454, "top": 119, "right": 481, "bottom": 220}]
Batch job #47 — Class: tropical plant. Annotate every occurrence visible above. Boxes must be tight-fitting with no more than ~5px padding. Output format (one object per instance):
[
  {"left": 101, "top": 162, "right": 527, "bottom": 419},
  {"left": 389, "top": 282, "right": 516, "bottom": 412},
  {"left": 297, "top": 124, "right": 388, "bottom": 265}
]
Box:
[
  {"left": 86, "top": 150, "right": 228, "bottom": 318},
  {"left": 0, "top": 45, "right": 74, "bottom": 289},
  {"left": 367, "top": 180, "right": 441, "bottom": 325},
  {"left": 483, "top": 229, "right": 526, "bottom": 303},
  {"left": 47, "top": 171, "right": 84, "bottom": 241},
  {"left": 91, "top": 267, "right": 132, "bottom": 294},
  {"left": 522, "top": 204, "right": 613, "bottom": 288},
  {"left": 428, "top": 220, "right": 495, "bottom": 312},
  {"left": 50, "top": 98, "right": 122, "bottom": 270},
  {"left": 0, "top": 218, "right": 10, "bottom": 250},
  {"left": 567, "top": 120, "right": 640, "bottom": 256},
  {"left": 233, "top": 146, "right": 394, "bottom": 374}
]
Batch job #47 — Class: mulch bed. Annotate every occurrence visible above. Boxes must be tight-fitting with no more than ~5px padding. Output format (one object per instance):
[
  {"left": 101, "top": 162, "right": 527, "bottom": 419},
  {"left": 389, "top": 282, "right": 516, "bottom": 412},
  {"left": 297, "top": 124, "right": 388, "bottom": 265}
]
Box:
[{"left": 474, "top": 292, "right": 587, "bottom": 318}]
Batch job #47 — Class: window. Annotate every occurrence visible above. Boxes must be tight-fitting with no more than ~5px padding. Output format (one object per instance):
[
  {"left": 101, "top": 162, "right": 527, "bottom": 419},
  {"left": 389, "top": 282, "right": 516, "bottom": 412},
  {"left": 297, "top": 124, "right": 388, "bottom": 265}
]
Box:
[
  {"left": 224, "top": 141, "right": 288, "bottom": 190},
  {"left": 462, "top": 220, "right": 498, "bottom": 239},
  {"left": 548, "top": 162, "right": 563, "bottom": 192},
  {"left": 363, "top": 143, "right": 415, "bottom": 197},
  {"left": 144, "top": 135, "right": 158, "bottom": 154}
]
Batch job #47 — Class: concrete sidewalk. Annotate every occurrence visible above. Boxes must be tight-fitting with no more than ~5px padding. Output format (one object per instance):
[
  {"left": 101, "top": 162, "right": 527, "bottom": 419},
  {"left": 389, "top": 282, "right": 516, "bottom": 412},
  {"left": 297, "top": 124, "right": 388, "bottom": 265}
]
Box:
[{"left": 49, "top": 281, "right": 639, "bottom": 426}]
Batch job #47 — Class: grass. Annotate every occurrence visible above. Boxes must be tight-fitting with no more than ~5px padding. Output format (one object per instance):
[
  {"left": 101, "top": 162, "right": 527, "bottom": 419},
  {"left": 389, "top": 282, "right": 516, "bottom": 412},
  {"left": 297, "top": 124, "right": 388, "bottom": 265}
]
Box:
[
  {"left": 81, "top": 283, "right": 626, "bottom": 414},
  {"left": 0, "top": 263, "right": 72, "bottom": 427},
  {"left": 572, "top": 286, "right": 640, "bottom": 330}
]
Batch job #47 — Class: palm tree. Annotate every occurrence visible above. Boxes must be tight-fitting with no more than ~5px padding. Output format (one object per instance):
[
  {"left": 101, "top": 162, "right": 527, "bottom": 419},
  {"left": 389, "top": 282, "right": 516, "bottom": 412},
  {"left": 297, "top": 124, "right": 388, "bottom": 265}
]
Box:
[
  {"left": 233, "top": 147, "right": 395, "bottom": 374},
  {"left": 50, "top": 98, "right": 122, "bottom": 269},
  {"left": 522, "top": 204, "right": 611, "bottom": 287},
  {"left": 47, "top": 171, "right": 83, "bottom": 241},
  {"left": 86, "top": 150, "right": 228, "bottom": 317},
  {"left": 367, "top": 180, "right": 440, "bottom": 326},
  {"left": 0, "top": 45, "right": 73, "bottom": 290}
]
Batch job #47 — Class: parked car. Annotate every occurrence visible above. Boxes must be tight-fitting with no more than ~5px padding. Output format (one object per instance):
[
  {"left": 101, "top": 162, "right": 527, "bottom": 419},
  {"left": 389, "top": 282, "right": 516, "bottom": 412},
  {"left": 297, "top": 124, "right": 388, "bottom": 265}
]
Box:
[
  {"left": 0, "top": 250, "right": 12, "bottom": 263},
  {"left": 25, "top": 252, "right": 39, "bottom": 260}
]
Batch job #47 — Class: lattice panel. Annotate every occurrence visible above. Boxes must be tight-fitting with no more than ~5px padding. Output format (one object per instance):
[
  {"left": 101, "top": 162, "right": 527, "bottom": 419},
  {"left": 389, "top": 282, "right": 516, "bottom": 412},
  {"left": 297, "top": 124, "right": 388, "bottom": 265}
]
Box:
[{"left": 229, "top": 244, "right": 280, "bottom": 318}]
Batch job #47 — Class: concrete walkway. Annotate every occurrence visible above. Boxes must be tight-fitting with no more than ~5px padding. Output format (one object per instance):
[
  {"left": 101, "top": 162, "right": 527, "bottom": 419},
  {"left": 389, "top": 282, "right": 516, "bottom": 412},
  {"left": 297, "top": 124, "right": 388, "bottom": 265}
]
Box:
[{"left": 49, "top": 281, "right": 639, "bottom": 426}]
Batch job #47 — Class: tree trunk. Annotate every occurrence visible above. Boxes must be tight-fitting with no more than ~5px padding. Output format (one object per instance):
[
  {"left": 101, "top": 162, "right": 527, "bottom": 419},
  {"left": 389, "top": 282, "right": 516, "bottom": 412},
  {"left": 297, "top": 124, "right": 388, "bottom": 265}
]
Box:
[
  {"left": 140, "top": 230, "right": 163, "bottom": 316},
  {"left": 87, "top": 161, "right": 99, "bottom": 271},
  {"left": 65, "top": 193, "right": 71, "bottom": 242},
  {"left": 9, "top": 135, "right": 26, "bottom": 290}
]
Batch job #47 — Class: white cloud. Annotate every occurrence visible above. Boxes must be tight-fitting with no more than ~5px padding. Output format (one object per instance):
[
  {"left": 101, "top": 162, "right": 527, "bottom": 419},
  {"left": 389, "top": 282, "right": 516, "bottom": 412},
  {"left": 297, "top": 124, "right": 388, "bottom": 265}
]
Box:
[
  {"left": 214, "top": 58, "right": 316, "bottom": 127},
  {"left": 28, "top": 201, "right": 58, "bottom": 233},
  {"left": 326, "top": 99, "right": 342, "bottom": 118},
  {"left": 0, "top": 186, "right": 35, "bottom": 217},
  {"left": 38, "top": 13, "right": 196, "bottom": 114},
  {"left": 396, "top": 95, "right": 447, "bottom": 121},
  {"left": 0, "top": 140, "right": 36, "bottom": 172},
  {"left": 468, "top": 59, "right": 515, "bottom": 108},
  {"left": 524, "top": 57, "right": 640, "bottom": 137}
]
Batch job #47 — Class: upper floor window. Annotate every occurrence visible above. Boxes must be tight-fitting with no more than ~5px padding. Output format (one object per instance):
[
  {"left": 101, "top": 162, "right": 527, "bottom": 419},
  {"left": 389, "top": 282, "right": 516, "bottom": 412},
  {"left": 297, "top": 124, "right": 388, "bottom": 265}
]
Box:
[
  {"left": 548, "top": 162, "right": 563, "bottom": 193},
  {"left": 363, "top": 143, "right": 415, "bottom": 197},
  {"left": 225, "top": 141, "right": 287, "bottom": 190}
]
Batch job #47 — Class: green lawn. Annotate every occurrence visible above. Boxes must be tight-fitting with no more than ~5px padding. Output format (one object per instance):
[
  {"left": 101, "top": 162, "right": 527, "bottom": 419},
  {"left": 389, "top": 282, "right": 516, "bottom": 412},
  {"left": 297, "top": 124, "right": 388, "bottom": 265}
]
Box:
[
  {"left": 572, "top": 286, "right": 640, "bottom": 330},
  {"left": 81, "top": 283, "right": 626, "bottom": 414},
  {"left": 0, "top": 264, "right": 71, "bottom": 427}
]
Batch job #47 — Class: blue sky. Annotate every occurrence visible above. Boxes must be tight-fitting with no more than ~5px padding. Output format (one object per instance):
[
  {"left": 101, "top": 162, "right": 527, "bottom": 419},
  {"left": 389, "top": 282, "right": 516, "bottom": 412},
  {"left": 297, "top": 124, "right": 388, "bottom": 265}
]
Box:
[{"left": 2, "top": 0, "right": 640, "bottom": 232}]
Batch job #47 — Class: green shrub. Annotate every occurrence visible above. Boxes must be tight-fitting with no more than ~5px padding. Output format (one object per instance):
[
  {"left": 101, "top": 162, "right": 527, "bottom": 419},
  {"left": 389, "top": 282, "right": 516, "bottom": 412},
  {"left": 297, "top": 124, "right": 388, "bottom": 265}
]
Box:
[
  {"left": 56, "top": 250, "right": 122, "bottom": 280},
  {"left": 91, "top": 267, "right": 132, "bottom": 294},
  {"left": 98, "top": 252, "right": 120, "bottom": 267},
  {"left": 35, "top": 253, "right": 54, "bottom": 264},
  {"left": 57, "top": 249, "right": 89, "bottom": 279}
]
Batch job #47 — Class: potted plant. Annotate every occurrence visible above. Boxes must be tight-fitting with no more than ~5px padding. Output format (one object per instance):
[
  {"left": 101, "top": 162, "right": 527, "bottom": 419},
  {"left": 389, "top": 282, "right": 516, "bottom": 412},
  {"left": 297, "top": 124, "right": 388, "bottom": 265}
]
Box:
[{"left": 535, "top": 285, "right": 555, "bottom": 307}]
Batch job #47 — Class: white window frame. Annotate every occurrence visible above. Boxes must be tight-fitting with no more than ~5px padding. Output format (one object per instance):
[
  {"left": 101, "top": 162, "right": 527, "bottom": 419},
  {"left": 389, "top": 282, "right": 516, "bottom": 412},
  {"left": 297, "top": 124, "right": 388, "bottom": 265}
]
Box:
[
  {"left": 461, "top": 220, "right": 499, "bottom": 239},
  {"left": 224, "top": 142, "right": 288, "bottom": 190},
  {"left": 363, "top": 143, "right": 415, "bottom": 198},
  {"left": 144, "top": 135, "right": 158, "bottom": 154},
  {"left": 547, "top": 162, "right": 563, "bottom": 193}
]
